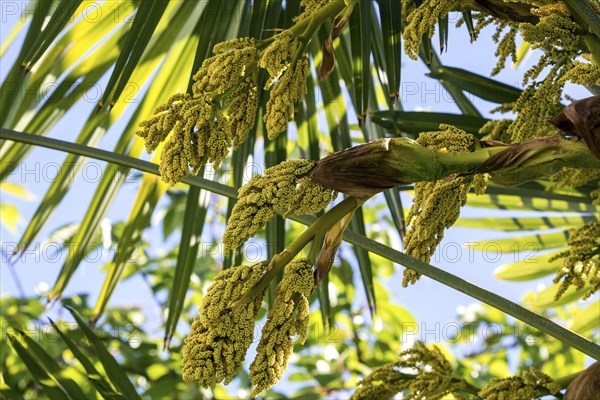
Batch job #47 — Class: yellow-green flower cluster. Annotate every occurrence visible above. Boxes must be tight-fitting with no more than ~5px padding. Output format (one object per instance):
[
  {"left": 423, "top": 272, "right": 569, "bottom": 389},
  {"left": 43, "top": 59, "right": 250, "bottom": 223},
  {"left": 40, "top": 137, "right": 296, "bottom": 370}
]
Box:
[
  {"left": 294, "top": 0, "right": 331, "bottom": 22},
  {"left": 223, "top": 160, "right": 334, "bottom": 252},
  {"left": 480, "top": 119, "right": 513, "bottom": 142},
  {"left": 402, "top": 0, "right": 458, "bottom": 60},
  {"left": 249, "top": 259, "right": 313, "bottom": 396},
  {"left": 478, "top": 367, "right": 560, "bottom": 400},
  {"left": 499, "top": 54, "right": 570, "bottom": 142},
  {"left": 260, "top": 30, "right": 309, "bottom": 140},
  {"left": 491, "top": 23, "right": 518, "bottom": 76},
  {"left": 351, "top": 342, "right": 467, "bottom": 400},
  {"left": 138, "top": 28, "right": 314, "bottom": 184},
  {"left": 550, "top": 221, "right": 600, "bottom": 300},
  {"left": 560, "top": 54, "right": 600, "bottom": 86},
  {"left": 285, "top": 176, "right": 337, "bottom": 217},
  {"left": 181, "top": 262, "right": 267, "bottom": 387},
  {"left": 550, "top": 167, "right": 600, "bottom": 190},
  {"left": 521, "top": 2, "right": 579, "bottom": 51},
  {"left": 402, "top": 125, "right": 475, "bottom": 286},
  {"left": 137, "top": 38, "right": 260, "bottom": 184}
]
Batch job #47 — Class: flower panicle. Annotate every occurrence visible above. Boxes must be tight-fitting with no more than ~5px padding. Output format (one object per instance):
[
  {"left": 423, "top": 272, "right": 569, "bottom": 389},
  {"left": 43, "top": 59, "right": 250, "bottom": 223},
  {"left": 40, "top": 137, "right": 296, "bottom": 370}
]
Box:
[
  {"left": 521, "top": 2, "right": 579, "bottom": 51},
  {"left": 550, "top": 221, "right": 600, "bottom": 300},
  {"left": 402, "top": 125, "right": 478, "bottom": 286},
  {"left": 402, "top": 0, "right": 458, "bottom": 60},
  {"left": 503, "top": 53, "right": 570, "bottom": 142},
  {"left": 138, "top": 30, "right": 313, "bottom": 184},
  {"left": 136, "top": 38, "right": 261, "bottom": 184},
  {"left": 560, "top": 54, "right": 600, "bottom": 86},
  {"left": 478, "top": 367, "right": 560, "bottom": 400},
  {"left": 223, "top": 160, "right": 335, "bottom": 253},
  {"left": 351, "top": 341, "right": 467, "bottom": 400},
  {"left": 249, "top": 259, "right": 314, "bottom": 396},
  {"left": 181, "top": 262, "right": 268, "bottom": 387},
  {"left": 260, "top": 30, "right": 310, "bottom": 140}
]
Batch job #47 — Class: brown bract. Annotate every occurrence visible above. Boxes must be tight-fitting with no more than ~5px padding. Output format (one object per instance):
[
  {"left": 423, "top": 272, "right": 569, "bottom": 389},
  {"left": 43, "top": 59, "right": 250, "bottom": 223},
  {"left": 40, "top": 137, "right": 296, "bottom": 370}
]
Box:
[
  {"left": 309, "top": 139, "right": 409, "bottom": 197},
  {"left": 549, "top": 94, "right": 600, "bottom": 160},
  {"left": 565, "top": 362, "right": 600, "bottom": 400},
  {"left": 466, "top": 0, "right": 539, "bottom": 24}
]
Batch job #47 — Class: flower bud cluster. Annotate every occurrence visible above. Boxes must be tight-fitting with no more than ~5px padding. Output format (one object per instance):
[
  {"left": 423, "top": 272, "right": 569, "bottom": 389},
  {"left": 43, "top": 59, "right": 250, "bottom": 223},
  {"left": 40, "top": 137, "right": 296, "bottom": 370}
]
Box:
[
  {"left": 402, "top": 0, "right": 458, "bottom": 60},
  {"left": 260, "top": 31, "right": 310, "bottom": 140},
  {"left": 497, "top": 53, "right": 570, "bottom": 142},
  {"left": 249, "top": 259, "right": 313, "bottom": 395},
  {"left": 181, "top": 262, "right": 268, "bottom": 386},
  {"left": 560, "top": 54, "right": 600, "bottom": 86},
  {"left": 521, "top": 2, "right": 579, "bottom": 51},
  {"left": 223, "top": 160, "right": 335, "bottom": 252},
  {"left": 478, "top": 367, "right": 560, "bottom": 400},
  {"left": 137, "top": 38, "right": 260, "bottom": 184},
  {"left": 403, "top": 125, "right": 476, "bottom": 286},
  {"left": 351, "top": 341, "right": 466, "bottom": 400},
  {"left": 550, "top": 221, "right": 600, "bottom": 300},
  {"left": 138, "top": 29, "right": 313, "bottom": 184},
  {"left": 550, "top": 167, "right": 600, "bottom": 191}
]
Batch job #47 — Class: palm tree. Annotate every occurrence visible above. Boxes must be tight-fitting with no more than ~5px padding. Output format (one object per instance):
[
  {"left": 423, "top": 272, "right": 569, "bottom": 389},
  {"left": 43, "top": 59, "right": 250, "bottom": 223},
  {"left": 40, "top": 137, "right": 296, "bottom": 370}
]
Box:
[{"left": 1, "top": 0, "right": 599, "bottom": 398}]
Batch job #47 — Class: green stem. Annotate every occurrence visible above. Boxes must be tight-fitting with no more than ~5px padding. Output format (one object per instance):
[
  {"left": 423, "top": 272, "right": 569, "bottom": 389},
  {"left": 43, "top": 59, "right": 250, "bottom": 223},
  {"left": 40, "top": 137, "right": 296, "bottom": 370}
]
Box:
[
  {"left": 289, "top": 0, "right": 349, "bottom": 38},
  {"left": 230, "top": 196, "right": 364, "bottom": 309},
  {"left": 583, "top": 33, "right": 600, "bottom": 69},
  {"left": 308, "top": 229, "right": 326, "bottom": 265},
  {"left": 554, "top": 370, "right": 581, "bottom": 390},
  {"left": 3, "top": 128, "right": 599, "bottom": 360}
]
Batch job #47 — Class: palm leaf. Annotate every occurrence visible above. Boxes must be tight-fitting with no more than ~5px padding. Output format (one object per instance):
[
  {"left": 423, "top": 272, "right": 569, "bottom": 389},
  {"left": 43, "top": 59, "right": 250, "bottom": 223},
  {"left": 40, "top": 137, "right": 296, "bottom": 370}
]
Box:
[
  {"left": 65, "top": 306, "right": 142, "bottom": 400},
  {"left": 48, "top": 318, "right": 128, "bottom": 400},
  {"left": 7, "top": 335, "right": 70, "bottom": 400}
]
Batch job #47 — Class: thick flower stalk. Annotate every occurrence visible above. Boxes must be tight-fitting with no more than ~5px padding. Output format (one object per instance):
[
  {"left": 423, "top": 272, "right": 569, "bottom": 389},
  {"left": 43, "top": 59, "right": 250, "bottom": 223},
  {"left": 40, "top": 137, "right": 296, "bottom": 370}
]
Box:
[
  {"left": 550, "top": 221, "right": 600, "bottom": 300},
  {"left": 309, "top": 130, "right": 600, "bottom": 197},
  {"left": 223, "top": 160, "right": 335, "bottom": 252},
  {"left": 478, "top": 367, "right": 561, "bottom": 400},
  {"left": 351, "top": 341, "right": 470, "bottom": 400},
  {"left": 181, "top": 262, "right": 268, "bottom": 387},
  {"left": 249, "top": 259, "right": 313, "bottom": 396}
]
